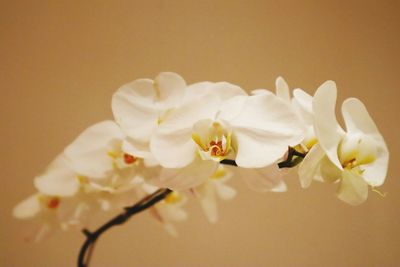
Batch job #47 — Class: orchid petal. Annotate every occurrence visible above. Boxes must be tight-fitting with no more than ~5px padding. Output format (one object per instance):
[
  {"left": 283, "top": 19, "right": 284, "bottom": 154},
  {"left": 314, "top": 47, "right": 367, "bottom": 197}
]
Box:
[
  {"left": 215, "top": 183, "right": 237, "bottom": 200},
  {"left": 155, "top": 72, "right": 186, "bottom": 109},
  {"left": 251, "top": 89, "right": 270, "bottom": 95},
  {"left": 184, "top": 81, "right": 246, "bottom": 103},
  {"left": 275, "top": 76, "right": 290, "bottom": 102},
  {"left": 298, "top": 144, "right": 325, "bottom": 188},
  {"left": 34, "top": 164, "right": 79, "bottom": 197},
  {"left": 337, "top": 170, "right": 368, "bottom": 206},
  {"left": 112, "top": 79, "right": 158, "bottom": 142},
  {"left": 13, "top": 194, "right": 41, "bottom": 219},
  {"left": 64, "top": 121, "right": 123, "bottom": 178},
  {"left": 197, "top": 182, "right": 218, "bottom": 223},
  {"left": 158, "top": 158, "right": 218, "bottom": 190},
  {"left": 150, "top": 128, "right": 197, "bottom": 168},
  {"left": 240, "top": 164, "right": 285, "bottom": 192},
  {"left": 318, "top": 156, "right": 342, "bottom": 183},
  {"left": 270, "top": 180, "right": 288, "bottom": 192},
  {"left": 220, "top": 92, "right": 304, "bottom": 167},
  {"left": 157, "top": 94, "right": 221, "bottom": 133},
  {"left": 313, "top": 81, "right": 345, "bottom": 169},
  {"left": 292, "top": 89, "right": 314, "bottom": 125},
  {"left": 121, "top": 138, "right": 153, "bottom": 159},
  {"left": 160, "top": 204, "right": 188, "bottom": 222},
  {"left": 211, "top": 82, "right": 247, "bottom": 99}
]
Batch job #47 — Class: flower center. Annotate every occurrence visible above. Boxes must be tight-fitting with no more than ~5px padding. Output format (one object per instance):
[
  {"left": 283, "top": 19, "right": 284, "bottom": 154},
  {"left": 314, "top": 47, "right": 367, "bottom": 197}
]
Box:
[
  {"left": 338, "top": 133, "right": 377, "bottom": 171},
  {"left": 123, "top": 153, "right": 137, "bottom": 164},
  {"left": 209, "top": 140, "right": 224, "bottom": 157},
  {"left": 108, "top": 150, "right": 139, "bottom": 169},
  {"left": 192, "top": 120, "right": 232, "bottom": 161},
  {"left": 47, "top": 197, "right": 60, "bottom": 209}
]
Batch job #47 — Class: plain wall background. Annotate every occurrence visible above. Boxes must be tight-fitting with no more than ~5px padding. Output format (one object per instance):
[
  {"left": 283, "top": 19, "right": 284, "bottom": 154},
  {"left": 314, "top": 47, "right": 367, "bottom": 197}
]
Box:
[{"left": 1, "top": 1, "right": 399, "bottom": 266}]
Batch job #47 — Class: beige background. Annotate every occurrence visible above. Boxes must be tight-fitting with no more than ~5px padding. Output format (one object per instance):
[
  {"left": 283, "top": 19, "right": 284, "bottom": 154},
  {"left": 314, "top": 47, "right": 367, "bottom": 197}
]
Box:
[{"left": 1, "top": 1, "right": 400, "bottom": 266}]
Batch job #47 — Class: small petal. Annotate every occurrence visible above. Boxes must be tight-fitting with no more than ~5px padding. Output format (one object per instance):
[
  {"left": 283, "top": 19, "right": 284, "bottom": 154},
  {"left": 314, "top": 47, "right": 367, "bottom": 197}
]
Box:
[
  {"left": 270, "top": 180, "right": 288, "bottom": 192},
  {"left": 318, "top": 156, "right": 342, "bottom": 183},
  {"left": 13, "top": 194, "right": 41, "bottom": 219},
  {"left": 313, "top": 81, "right": 345, "bottom": 169},
  {"left": 151, "top": 128, "right": 197, "bottom": 168},
  {"left": 298, "top": 144, "right": 325, "bottom": 188},
  {"left": 275, "top": 76, "right": 291, "bottom": 102},
  {"left": 197, "top": 182, "right": 218, "bottom": 223},
  {"left": 292, "top": 89, "right": 314, "bottom": 125},
  {"left": 337, "top": 170, "right": 368, "bottom": 206},
  {"left": 215, "top": 183, "right": 237, "bottom": 200}
]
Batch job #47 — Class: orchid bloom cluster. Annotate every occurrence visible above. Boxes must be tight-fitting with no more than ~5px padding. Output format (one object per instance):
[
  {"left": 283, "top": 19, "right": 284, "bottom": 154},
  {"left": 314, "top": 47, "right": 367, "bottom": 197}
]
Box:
[{"left": 14, "top": 72, "right": 389, "bottom": 241}]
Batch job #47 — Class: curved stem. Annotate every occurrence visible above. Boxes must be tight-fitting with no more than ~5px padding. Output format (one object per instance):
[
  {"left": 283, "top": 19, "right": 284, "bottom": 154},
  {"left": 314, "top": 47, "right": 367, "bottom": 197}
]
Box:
[
  {"left": 77, "top": 147, "right": 305, "bottom": 266},
  {"left": 77, "top": 188, "right": 172, "bottom": 267}
]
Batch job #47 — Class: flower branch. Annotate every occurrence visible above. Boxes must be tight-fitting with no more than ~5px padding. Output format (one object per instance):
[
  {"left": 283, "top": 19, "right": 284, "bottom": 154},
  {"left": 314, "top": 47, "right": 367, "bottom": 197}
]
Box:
[
  {"left": 78, "top": 188, "right": 172, "bottom": 267},
  {"left": 12, "top": 73, "right": 389, "bottom": 267}
]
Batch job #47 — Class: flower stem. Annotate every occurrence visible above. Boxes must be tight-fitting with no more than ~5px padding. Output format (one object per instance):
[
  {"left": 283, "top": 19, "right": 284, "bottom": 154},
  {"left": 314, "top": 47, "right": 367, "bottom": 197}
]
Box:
[
  {"left": 77, "top": 188, "right": 172, "bottom": 267},
  {"left": 220, "top": 147, "right": 307, "bottom": 169}
]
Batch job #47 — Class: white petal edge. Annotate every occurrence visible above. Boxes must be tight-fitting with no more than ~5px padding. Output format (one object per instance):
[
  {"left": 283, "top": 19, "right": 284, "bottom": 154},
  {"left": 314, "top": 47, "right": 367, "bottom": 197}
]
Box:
[
  {"left": 292, "top": 89, "right": 314, "bottom": 125},
  {"left": 275, "top": 76, "right": 291, "bottom": 103},
  {"left": 313, "top": 81, "right": 344, "bottom": 169}
]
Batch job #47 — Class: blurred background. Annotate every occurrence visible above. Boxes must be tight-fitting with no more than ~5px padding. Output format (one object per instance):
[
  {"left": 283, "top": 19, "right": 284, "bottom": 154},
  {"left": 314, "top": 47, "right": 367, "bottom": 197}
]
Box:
[{"left": 1, "top": 1, "right": 399, "bottom": 266}]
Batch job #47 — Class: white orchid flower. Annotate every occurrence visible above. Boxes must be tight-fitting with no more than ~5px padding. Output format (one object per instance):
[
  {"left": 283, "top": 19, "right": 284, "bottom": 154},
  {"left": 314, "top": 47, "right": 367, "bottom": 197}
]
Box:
[
  {"left": 13, "top": 188, "right": 143, "bottom": 241},
  {"left": 299, "top": 81, "right": 389, "bottom": 205},
  {"left": 192, "top": 165, "right": 236, "bottom": 223},
  {"left": 151, "top": 81, "right": 304, "bottom": 190},
  {"left": 62, "top": 120, "right": 159, "bottom": 194},
  {"left": 12, "top": 191, "right": 106, "bottom": 241},
  {"left": 112, "top": 72, "right": 186, "bottom": 159},
  {"left": 13, "top": 193, "right": 64, "bottom": 242}
]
